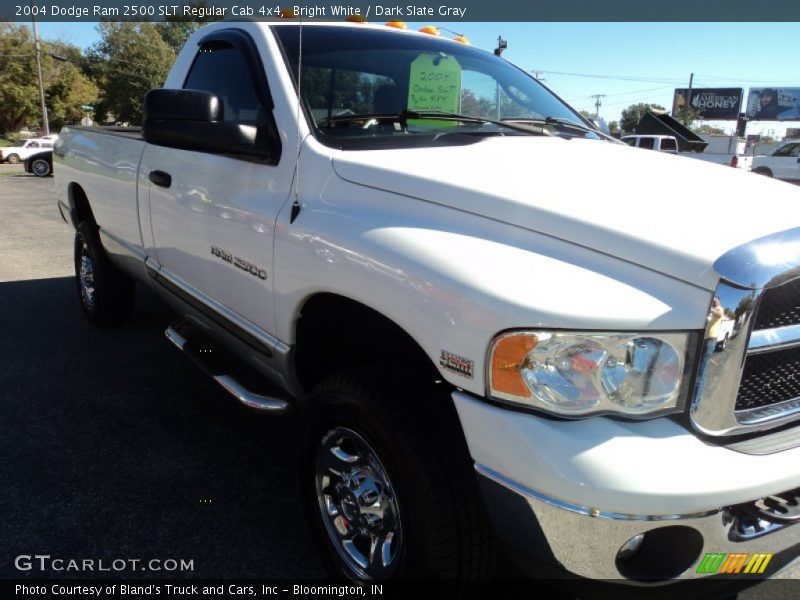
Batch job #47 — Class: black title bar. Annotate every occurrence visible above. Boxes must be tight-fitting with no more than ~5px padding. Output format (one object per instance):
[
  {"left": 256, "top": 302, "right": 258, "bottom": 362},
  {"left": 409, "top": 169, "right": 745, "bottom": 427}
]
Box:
[{"left": 3, "top": 0, "right": 800, "bottom": 22}]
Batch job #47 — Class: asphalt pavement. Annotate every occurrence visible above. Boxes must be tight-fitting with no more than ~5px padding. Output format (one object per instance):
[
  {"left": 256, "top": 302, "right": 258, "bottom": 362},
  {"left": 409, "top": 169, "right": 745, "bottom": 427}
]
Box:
[
  {"left": 0, "top": 164, "right": 796, "bottom": 597},
  {"left": 0, "top": 167, "right": 324, "bottom": 581}
]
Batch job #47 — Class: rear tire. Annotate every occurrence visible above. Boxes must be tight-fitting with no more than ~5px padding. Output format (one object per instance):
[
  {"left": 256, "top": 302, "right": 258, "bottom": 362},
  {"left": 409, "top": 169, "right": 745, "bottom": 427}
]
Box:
[
  {"left": 753, "top": 167, "right": 773, "bottom": 177},
  {"left": 301, "top": 368, "right": 494, "bottom": 584},
  {"left": 74, "top": 220, "right": 135, "bottom": 327},
  {"left": 31, "top": 158, "right": 51, "bottom": 177},
  {"left": 6, "top": 154, "right": 20, "bottom": 164}
]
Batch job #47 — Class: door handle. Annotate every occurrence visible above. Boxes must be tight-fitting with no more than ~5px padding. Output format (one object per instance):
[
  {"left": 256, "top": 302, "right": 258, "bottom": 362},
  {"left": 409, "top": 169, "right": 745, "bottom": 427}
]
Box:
[{"left": 149, "top": 170, "right": 172, "bottom": 188}]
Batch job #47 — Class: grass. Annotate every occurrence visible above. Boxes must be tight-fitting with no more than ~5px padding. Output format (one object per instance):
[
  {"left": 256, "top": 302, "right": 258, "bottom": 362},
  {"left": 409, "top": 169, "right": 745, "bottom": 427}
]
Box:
[{"left": 0, "top": 167, "right": 26, "bottom": 176}]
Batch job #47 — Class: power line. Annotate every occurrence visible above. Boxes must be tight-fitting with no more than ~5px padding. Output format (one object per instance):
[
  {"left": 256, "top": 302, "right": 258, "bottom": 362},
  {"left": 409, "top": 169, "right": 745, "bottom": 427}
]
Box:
[
  {"left": 536, "top": 68, "right": 799, "bottom": 86},
  {"left": 533, "top": 69, "right": 683, "bottom": 84},
  {"left": 562, "top": 85, "right": 674, "bottom": 102}
]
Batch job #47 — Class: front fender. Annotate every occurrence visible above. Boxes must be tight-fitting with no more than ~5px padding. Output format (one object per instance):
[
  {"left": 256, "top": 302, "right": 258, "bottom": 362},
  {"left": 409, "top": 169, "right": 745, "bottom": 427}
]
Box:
[{"left": 274, "top": 157, "right": 712, "bottom": 396}]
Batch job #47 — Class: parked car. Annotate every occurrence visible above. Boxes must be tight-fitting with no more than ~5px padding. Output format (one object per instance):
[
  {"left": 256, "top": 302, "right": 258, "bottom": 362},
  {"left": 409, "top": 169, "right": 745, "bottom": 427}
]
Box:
[
  {"left": 751, "top": 141, "right": 800, "bottom": 182},
  {"left": 0, "top": 136, "right": 58, "bottom": 164},
  {"left": 55, "top": 22, "right": 800, "bottom": 584},
  {"left": 24, "top": 150, "right": 53, "bottom": 177}
]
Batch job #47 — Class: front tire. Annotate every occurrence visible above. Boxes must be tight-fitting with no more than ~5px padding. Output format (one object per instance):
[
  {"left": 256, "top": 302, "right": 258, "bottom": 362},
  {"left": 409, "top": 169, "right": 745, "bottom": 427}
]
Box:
[
  {"left": 74, "top": 220, "right": 135, "bottom": 326},
  {"left": 302, "top": 369, "right": 494, "bottom": 583},
  {"left": 31, "top": 158, "right": 51, "bottom": 177}
]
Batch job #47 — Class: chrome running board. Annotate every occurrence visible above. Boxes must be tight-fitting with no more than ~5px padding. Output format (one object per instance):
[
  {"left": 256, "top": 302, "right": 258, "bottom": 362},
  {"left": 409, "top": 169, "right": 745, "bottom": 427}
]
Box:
[{"left": 165, "top": 321, "right": 290, "bottom": 413}]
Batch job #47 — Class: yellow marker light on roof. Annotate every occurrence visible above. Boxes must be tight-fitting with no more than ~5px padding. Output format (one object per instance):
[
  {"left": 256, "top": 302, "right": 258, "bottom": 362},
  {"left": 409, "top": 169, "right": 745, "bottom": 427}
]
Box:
[
  {"left": 385, "top": 21, "right": 407, "bottom": 29},
  {"left": 454, "top": 35, "right": 470, "bottom": 45},
  {"left": 419, "top": 26, "right": 440, "bottom": 35},
  {"left": 346, "top": 15, "right": 368, "bottom": 23},
  {"left": 279, "top": 8, "right": 296, "bottom": 18}
]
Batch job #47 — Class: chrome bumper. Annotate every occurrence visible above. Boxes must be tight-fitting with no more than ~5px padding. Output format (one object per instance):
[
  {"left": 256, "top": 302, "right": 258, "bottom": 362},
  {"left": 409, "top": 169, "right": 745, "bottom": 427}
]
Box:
[{"left": 478, "top": 465, "right": 800, "bottom": 582}]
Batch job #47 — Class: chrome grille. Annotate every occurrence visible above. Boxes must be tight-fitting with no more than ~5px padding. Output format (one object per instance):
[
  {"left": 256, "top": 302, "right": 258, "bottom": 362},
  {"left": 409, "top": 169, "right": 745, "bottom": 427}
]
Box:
[
  {"left": 734, "top": 277, "right": 800, "bottom": 418},
  {"left": 753, "top": 278, "right": 800, "bottom": 330},
  {"left": 736, "top": 347, "right": 800, "bottom": 411}
]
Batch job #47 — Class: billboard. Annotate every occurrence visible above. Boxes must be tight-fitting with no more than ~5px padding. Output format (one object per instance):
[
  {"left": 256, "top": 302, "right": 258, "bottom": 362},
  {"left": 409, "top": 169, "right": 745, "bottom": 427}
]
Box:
[
  {"left": 746, "top": 88, "right": 800, "bottom": 120},
  {"left": 672, "top": 88, "right": 743, "bottom": 120}
]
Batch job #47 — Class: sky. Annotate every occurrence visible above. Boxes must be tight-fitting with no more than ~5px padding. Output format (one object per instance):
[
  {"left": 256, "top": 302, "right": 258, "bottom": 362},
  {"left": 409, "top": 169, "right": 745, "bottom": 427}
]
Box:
[{"left": 32, "top": 20, "right": 800, "bottom": 137}]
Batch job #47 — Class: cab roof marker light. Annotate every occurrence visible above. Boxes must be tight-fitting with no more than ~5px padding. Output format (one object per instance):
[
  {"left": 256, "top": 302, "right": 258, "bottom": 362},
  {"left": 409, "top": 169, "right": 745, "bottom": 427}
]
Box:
[
  {"left": 385, "top": 21, "right": 407, "bottom": 29},
  {"left": 437, "top": 26, "right": 470, "bottom": 45},
  {"left": 419, "top": 26, "right": 440, "bottom": 35},
  {"left": 347, "top": 15, "right": 368, "bottom": 23}
]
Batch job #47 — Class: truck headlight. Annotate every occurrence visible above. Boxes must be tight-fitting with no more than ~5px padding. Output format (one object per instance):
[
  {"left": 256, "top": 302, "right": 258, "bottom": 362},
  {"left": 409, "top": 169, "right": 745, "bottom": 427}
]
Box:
[{"left": 488, "top": 331, "right": 691, "bottom": 417}]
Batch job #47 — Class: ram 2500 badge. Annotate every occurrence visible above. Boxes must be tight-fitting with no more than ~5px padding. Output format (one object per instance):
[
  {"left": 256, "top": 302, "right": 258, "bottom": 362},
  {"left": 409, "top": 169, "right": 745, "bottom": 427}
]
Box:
[{"left": 55, "top": 22, "right": 800, "bottom": 583}]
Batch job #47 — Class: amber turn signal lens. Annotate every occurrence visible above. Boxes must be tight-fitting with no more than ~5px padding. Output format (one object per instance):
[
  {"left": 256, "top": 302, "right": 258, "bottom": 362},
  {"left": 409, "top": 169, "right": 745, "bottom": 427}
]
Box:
[{"left": 491, "top": 334, "right": 538, "bottom": 398}]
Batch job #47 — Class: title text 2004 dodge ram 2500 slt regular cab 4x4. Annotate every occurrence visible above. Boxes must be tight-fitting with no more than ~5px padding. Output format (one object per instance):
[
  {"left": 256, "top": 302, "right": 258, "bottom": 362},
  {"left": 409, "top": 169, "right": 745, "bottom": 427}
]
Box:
[{"left": 55, "top": 21, "right": 800, "bottom": 583}]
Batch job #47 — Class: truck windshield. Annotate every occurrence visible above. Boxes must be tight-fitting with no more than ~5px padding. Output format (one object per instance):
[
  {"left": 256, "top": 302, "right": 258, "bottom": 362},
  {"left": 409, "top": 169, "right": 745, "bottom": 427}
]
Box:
[{"left": 272, "top": 25, "right": 600, "bottom": 149}]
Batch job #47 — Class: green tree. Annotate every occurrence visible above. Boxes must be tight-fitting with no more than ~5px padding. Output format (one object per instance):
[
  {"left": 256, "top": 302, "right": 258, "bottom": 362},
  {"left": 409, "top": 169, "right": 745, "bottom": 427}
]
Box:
[
  {"left": 608, "top": 120, "right": 620, "bottom": 135},
  {"left": 0, "top": 24, "right": 98, "bottom": 133},
  {"left": 155, "top": 21, "right": 203, "bottom": 54},
  {"left": 674, "top": 104, "right": 702, "bottom": 128},
  {"left": 0, "top": 24, "right": 40, "bottom": 133},
  {"left": 89, "top": 22, "right": 175, "bottom": 125},
  {"left": 45, "top": 59, "right": 98, "bottom": 130},
  {"left": 694, "top": 123, "right": 727, "bottom": 135},
  {"left": 620, "top": 102, "right": 665, "bottom": 134}
]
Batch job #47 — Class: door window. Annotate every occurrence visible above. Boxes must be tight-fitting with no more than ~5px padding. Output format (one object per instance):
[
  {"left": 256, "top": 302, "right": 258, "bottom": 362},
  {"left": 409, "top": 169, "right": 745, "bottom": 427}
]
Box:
[
  {"left": 184, "top": 43, "right": 261, "bottom": 124},
  {"left": 774, "top": 144, "right": 796, "bottom": 157}
]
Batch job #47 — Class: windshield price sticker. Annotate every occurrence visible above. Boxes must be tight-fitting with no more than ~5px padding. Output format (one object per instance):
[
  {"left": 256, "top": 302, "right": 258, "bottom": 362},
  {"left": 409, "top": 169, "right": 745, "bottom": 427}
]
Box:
[{"left": 408, "top": 53, "right": 462, "bottom": 127}]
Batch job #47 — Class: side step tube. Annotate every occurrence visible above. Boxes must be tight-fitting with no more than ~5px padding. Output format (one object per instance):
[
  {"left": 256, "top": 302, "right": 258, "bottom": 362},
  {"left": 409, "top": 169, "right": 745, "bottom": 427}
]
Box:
[{"left": 165, "top": 324, "right": 290, "bottom": 413}]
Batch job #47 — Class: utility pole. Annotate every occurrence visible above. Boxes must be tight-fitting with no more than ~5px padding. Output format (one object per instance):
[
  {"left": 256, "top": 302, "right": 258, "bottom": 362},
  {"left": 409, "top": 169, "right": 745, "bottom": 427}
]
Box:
[
  {"left": 32, "top": 11, "right": 49, "bottom": 135},
  {"left": 530, "top": 70, "right": 545, "bottom": 81},
  {"left": 686, "top": 72, "right": 694, "bottom": 113},
  {"left": 590, "top": 94, "right": 606, "bottom": 118}
]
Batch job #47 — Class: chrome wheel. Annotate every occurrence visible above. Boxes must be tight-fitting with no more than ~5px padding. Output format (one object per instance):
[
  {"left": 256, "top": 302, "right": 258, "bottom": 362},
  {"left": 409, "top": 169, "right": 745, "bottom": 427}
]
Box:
[
  {"left": 315, "top": 427, "right": 403, "bottom": 580},
  {"left": 79, "top": 244, "right": 95, "bottom": 309}
]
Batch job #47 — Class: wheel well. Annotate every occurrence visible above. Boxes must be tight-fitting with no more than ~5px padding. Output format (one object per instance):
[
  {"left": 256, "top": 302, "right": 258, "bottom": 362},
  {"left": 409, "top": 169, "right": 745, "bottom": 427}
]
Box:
[
  {"left": 68, "top": 183, "right": 95, "bottom": 227},
  {"left": 294, "top": 294, "right": 439, "bottom": 392}
]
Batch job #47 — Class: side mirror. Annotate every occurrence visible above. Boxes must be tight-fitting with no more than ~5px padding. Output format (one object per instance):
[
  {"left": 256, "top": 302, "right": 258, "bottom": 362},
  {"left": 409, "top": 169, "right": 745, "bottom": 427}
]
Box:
[{"left": 142, "top": 89, "right": 275, "bottom": 160}]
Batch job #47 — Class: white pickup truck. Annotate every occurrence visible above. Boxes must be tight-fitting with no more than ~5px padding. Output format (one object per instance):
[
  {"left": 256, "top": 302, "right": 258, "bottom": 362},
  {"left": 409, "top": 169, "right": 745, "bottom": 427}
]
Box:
[
  {"left": 55, "top": 22, "right": 800, "bottom": 584},
  {"left": 621, "top": 134, "right": 753, "bottom": 169},
  {"left": 1, "top": 135, "right": 57, "bottom": 164}
]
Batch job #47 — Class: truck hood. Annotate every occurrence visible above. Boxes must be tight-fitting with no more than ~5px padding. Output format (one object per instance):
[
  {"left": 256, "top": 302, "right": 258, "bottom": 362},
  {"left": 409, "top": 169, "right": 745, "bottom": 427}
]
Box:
[{"left": 332, "top": 136, "right": 800, "bottom": 290}]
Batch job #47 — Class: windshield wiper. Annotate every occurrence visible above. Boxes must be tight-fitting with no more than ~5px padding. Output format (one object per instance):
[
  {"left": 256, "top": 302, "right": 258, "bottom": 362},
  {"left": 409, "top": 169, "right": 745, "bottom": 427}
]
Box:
[
  {"left": 403, "top": 110, "right": 551, "bottom": 136},
  {"left": 505, "top": 117, "right": 620, "bottom": 142},
  {"left": 317, "top": 110, "right": 551, "bottom": 136}
]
